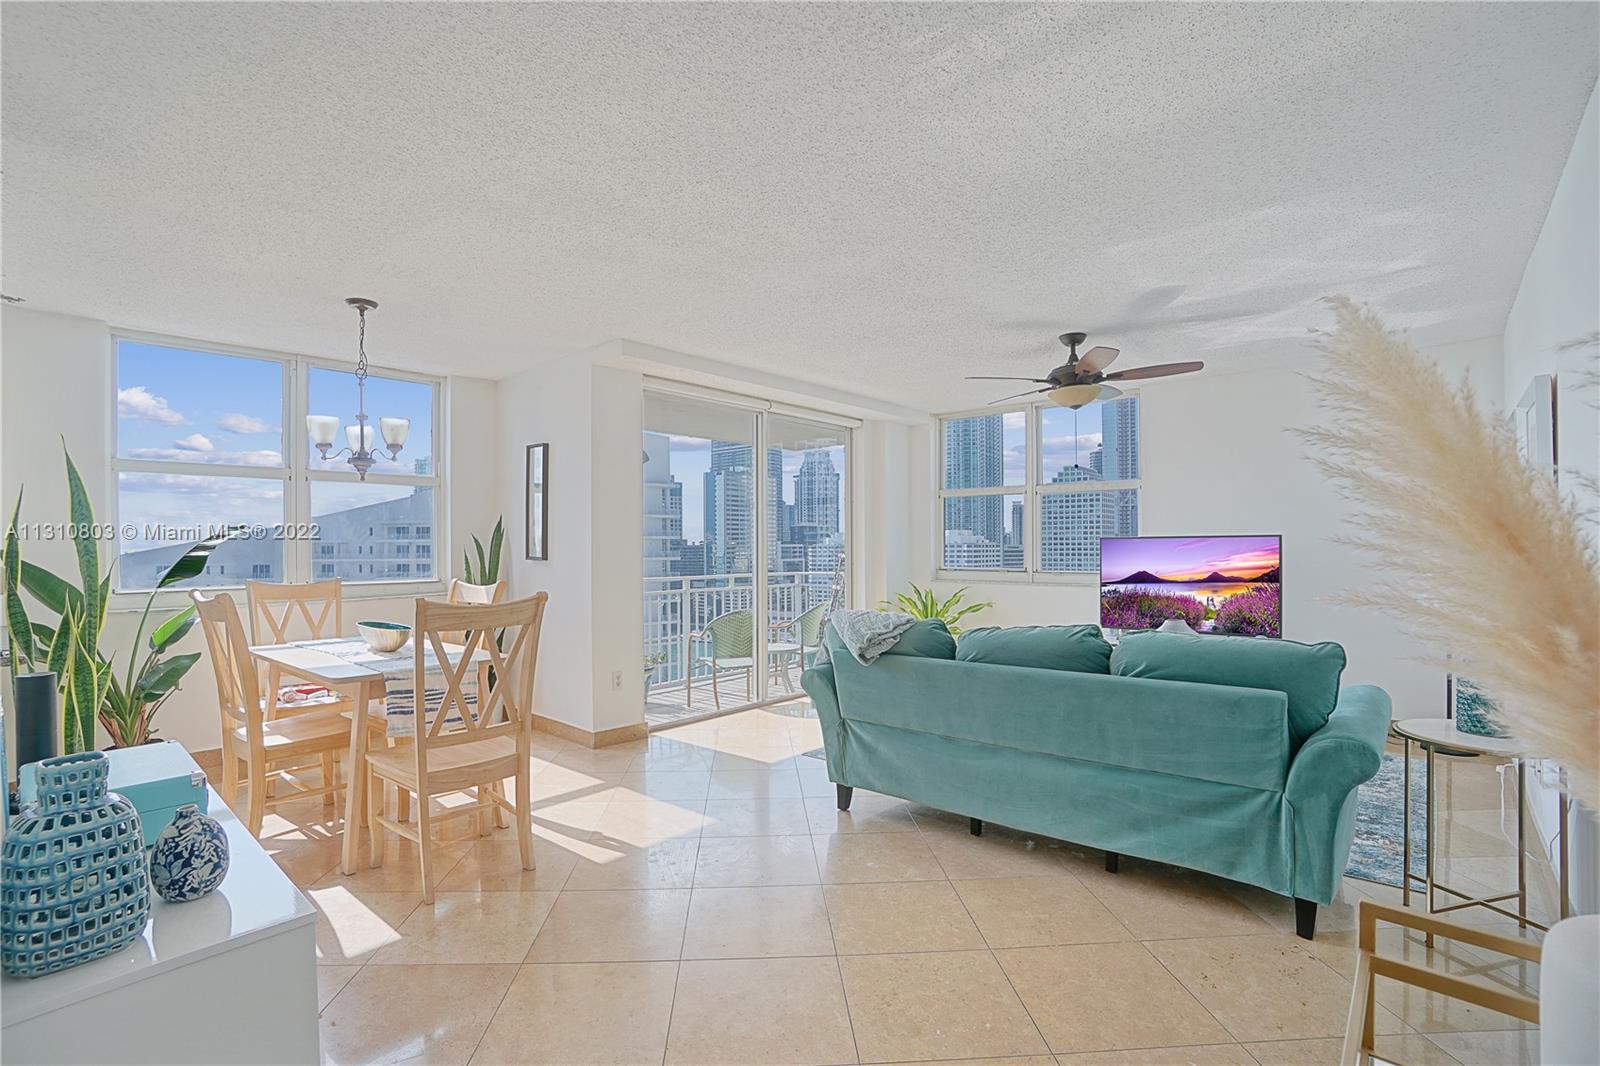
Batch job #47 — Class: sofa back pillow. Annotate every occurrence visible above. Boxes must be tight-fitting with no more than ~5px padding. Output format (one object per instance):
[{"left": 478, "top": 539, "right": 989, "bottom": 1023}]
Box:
[
  {"left": 957, "top": 625, "right": 1112, "bottom": 674},
  {"left": 1111, "top": 630, "right": 1345, "bottom": 747},
  {"left": 882, "top": 618, "right": 958, "bottom": 659},
  {"left": 822, "top": 618, "right": 957, "bottom": 663}
]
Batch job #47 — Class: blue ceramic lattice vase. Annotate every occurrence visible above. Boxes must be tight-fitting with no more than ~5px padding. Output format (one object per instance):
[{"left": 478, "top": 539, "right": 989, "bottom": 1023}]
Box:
[
  {"left": 1, "top": 751, "right": 151, "bottom": 977},
  {"left": 149, "top": 803, "right": 229, "bottom": 903}
]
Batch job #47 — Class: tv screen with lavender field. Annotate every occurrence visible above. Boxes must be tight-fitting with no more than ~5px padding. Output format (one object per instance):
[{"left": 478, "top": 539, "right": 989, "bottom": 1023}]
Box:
[{"left": 1099, "top": 535, "right": 1282, "bottom": 637}]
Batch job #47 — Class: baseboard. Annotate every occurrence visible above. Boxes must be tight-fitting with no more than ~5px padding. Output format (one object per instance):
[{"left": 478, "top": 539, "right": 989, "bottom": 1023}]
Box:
[{"left": 533, "top": 714, "right": 648, "bottom": 749}]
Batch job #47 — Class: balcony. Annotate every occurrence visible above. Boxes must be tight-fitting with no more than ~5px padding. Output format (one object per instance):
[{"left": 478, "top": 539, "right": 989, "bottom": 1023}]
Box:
[{"left": 644, "top": 569, "right": 838, "bottom": 727}]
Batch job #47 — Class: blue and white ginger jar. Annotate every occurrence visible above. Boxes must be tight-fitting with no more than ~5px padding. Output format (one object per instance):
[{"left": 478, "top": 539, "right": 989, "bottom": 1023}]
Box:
[{"left": 148, "top": 803, "right": 229, "bottom": 902}]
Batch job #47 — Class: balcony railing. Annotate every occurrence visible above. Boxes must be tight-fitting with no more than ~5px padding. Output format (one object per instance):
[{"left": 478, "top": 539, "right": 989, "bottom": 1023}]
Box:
[{"left": 643, "top": 569, "right": 840, "bottom": 692}]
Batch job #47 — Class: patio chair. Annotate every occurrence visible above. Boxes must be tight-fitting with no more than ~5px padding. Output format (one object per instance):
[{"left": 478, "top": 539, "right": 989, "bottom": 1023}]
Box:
[
  {"left": 687, "top": 609, "right": 755, "bottom": 710},
  {"left": 770, "top": 602, "right": 830, "bottom": 689}
]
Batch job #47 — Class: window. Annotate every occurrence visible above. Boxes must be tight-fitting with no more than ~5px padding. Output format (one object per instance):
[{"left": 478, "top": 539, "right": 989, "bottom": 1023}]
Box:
[
  {"left": 112, "top": 337, "right": 441, "bottom": 592},
  {"left": 937, "top": 396, "right": 1140, "bottom": 576}
]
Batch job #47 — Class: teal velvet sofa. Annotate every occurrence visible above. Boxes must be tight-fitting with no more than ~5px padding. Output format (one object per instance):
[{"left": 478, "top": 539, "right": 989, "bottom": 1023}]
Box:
[{"left": 800, "top": 622, "right": 1392, "bottom": 939}]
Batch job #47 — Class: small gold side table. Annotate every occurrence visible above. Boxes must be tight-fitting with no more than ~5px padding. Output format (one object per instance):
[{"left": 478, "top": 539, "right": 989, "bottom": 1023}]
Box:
[{"left": 1391, "top": 717, "right": 1571, "bottom": 934}]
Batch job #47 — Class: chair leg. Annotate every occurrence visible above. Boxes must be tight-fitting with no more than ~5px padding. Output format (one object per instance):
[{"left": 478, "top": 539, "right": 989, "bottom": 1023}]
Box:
[
  {"left": 416, "top": 793, "right": 436, "bottom": 904},
  {"left": 710, "top": 665, "right": 721, "bottom": 710},
  {"left": 246, "top": 753, "right": 268, "bottom": 836},
  {"left": 477, "top": 784, "right": 493, "bottom": 837},
  {"left": 220, "top": 745, "right": 240, "bottom": 809},
  {"left": 367, "top": 776, "right": 386, "bottom": 868},
  {"left": 322, "top": 751, "right": 337, "bottom": 809},
  {"left": 493, "top": 781, "right": 511, "bottom": 829},
  {"left": 515, "top": 769, "right": 535, "bottom": 871}
]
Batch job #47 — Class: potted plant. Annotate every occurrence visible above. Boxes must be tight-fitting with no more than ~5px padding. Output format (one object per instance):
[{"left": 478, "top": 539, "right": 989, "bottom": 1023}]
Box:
[
  {"left": 643, "top": 653, "right": 667, "bottom": 699},
  {"left": 881, "top": 583, "right": 993, "bottom": 638},
  {"left": 2, "top": 445, "right": 234, "bottom": 750}
]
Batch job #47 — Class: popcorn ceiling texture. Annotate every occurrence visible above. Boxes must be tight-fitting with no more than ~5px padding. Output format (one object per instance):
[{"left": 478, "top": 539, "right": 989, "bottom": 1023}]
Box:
[{"left": 1, "top": 2, "right": 1595, "bottom": 409}]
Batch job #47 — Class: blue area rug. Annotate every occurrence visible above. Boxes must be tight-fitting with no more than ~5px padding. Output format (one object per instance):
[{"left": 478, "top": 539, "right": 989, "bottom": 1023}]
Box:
[{"left": 1345, "top": 751, "right": 1428, "bottom": 887}]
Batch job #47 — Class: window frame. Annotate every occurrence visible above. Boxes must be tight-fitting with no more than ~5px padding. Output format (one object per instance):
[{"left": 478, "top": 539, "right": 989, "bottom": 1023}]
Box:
[
  {"left": 934, "top": 394, "right": 1141, "bottom": 585},
  {"left": 107, "top": 327, "right": 447, "bottom": 607}
]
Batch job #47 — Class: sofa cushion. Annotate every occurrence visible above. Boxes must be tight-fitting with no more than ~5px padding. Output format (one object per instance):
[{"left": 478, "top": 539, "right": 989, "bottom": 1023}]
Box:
[
  {"left": 822, "top": 618, "right": 956, "bottom": 664},
  {"left": 1111, "top": 631, "right": 1346, "bottom": 747},
  {"left": 882, "top": 618, "right": 957, "bottom": 659},
  {"left": 957, "top": 625, "right": 1112, "bottom": 674}
]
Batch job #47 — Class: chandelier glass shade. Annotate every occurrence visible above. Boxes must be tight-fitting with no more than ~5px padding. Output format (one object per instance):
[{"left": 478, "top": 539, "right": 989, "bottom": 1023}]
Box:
[{"left": 306, "top": 298, "right": 409, "bottom": 480}]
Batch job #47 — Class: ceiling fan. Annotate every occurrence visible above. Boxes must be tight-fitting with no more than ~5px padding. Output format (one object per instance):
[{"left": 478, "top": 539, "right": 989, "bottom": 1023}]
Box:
[{"left": 968, "top": 331, "right": 1204, "bottom": 409}]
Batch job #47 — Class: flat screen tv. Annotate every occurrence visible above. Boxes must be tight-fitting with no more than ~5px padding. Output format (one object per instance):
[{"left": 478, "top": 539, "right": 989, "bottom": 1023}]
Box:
[{"left": 1099, "top": 535, "right": 1282, "bottom": 637}]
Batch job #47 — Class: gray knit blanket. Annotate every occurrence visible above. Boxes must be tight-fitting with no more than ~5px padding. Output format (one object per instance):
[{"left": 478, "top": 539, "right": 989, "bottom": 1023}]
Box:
[{"left": 827, "top": 609, "right": 918, "bottom": 665}]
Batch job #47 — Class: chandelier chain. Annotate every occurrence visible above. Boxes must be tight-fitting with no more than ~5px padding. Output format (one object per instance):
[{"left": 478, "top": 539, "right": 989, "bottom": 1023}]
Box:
[{"left": 356, "top": 306, "right": 369, "bottom": 383}]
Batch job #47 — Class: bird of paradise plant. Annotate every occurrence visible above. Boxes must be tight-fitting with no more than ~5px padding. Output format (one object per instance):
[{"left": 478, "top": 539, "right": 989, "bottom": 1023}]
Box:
[{"left": 3, "top": 444, "right": 235, "bottom": 751}]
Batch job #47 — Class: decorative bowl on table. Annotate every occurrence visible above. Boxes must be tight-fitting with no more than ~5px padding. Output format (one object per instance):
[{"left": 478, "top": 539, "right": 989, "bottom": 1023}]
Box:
[{"left": 357, "top": 620, "right": 412, "bottom": 653}]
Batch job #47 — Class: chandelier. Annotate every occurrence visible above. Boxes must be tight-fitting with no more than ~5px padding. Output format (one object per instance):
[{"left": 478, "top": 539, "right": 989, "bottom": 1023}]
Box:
[{"left": 305, "top": 298, "right": 409, "bottom": 480}]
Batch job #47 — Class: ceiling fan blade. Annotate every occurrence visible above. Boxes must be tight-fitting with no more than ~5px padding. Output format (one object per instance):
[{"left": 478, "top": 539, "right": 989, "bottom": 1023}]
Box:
[
  {"left": 1102, "top": 360, "right": 1204, "bottom": 382},
  {"left": 965, "top": 375, "right": 1051, "bottom": 383},
  {"left": 1077, "top": 346, "right": 1120, "bottom": 374},
  {"left": 988, "top": 387, "right": 1050, "bottom": 405}
]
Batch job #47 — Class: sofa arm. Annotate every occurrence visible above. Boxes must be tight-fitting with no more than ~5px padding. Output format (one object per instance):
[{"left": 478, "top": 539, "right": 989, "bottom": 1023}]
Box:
[
  {"left": 800, "top": 660, "right": 848, "bottom": 781},
  {"left": 1286, "top": 684, "right": 1392, "bottom": 903}
]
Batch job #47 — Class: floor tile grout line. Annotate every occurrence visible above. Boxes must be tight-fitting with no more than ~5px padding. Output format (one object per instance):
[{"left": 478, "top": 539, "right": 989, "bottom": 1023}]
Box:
[
  {"left": 811, "top": 813, "right": 864, "bottom": 1065},
  {"left": 944, "top": 862, "right": 1055, "bottom": 1057},
  {"left": 1131, "top": 936, "right": 1240, "bottom": 1045}
]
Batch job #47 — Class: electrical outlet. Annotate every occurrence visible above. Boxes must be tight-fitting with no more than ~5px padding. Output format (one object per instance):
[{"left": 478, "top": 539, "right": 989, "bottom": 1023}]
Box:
[{"left": 611, "top": 670, "right": 623, "bottom": 690}]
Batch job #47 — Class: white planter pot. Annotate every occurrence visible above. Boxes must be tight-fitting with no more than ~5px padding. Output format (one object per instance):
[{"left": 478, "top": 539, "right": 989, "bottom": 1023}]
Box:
[{"left": 1540, "top": 914, "right": 1599, "bottom": 1065}]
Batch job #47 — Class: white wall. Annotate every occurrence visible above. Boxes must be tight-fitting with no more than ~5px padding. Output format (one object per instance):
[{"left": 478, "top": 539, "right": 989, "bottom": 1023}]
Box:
[
  {"left": 496, "top": 357, "right": 647, "bottom": 736},
  {"left": 0, "top": 305, "right": 501, "bottom": 753},
  {"left": 1501, "top": 79, "right": 1600, "bottom": 916},
  {"left": 919, "top": 334, "right": 1504, "bottom": 720}
]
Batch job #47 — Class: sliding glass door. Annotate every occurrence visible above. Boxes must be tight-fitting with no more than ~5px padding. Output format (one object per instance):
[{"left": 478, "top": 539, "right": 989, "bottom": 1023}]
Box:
[{"left": 642, "top": 392, "right": 851, "bottom": 726}]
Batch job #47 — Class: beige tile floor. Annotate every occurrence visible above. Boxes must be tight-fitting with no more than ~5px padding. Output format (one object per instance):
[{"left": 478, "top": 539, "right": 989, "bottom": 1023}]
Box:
[{"left": 246, "top": 706, "right": 1546, "bottom": 1065}]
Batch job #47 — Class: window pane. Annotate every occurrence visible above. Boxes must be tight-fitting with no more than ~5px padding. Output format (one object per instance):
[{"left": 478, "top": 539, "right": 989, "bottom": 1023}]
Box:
[
  {"left": 116, "top": 341, "right": 284, "bottom": 467},
  {"left": 1039, "top": 487, "right": 1139, "bottom": 572},
  {"left": 309, "top": 483, "right": 436, "bottom": 582},
  {"left": 766, "top": 415, "right": 848, "bottom": 634},
  {"left": 115, "top": 473, "right": 284, "bottom": 589},
  {"left": 1039, "top": 395, "right": 1140, "bottom": 482},
  {"left": 943, "top": 411, "right": 1025, "bottom": 490},
  {"left": 307, "top": 368, "right": 434, "bottom": 476},
  {"left": 943, "top": 494, "right": 1023, "bottom": 570}
]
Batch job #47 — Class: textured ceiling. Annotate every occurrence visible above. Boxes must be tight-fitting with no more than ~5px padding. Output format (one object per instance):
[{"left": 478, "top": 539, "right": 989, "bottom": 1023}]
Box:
[{"left": 3, "top": 2, "right": 1596, "bottom": 412}]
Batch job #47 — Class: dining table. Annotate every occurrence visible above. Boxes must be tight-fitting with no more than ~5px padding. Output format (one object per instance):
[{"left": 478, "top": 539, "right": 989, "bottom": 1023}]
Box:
[{"left": 247, "top": 635, "right": 493, "bottom": 875}]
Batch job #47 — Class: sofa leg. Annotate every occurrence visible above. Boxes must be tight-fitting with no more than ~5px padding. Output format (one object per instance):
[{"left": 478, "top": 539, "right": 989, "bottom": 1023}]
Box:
[
  {"left": 1295, "top": 898, "right": 1317, "bottom": 940},
  {"left": 836, "top": 784, "right": 853, "bottom": 812},
  {"left": 970, "top": 818, "right": 983, "bottom": 837},
  {"left": 1105, "top": 851, "right": 1120, "bottom": 874}
]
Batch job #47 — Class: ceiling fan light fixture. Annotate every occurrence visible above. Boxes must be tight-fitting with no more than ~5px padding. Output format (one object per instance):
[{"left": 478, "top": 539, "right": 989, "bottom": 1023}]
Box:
[{"left": 1046, "top": 383, "right": 1105, "bottom": 410}]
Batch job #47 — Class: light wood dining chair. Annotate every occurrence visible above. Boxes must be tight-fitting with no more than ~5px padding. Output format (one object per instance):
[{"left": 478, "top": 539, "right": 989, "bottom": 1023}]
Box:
[
  {"left": 191, "top": 589, "right": 383, "bottom": 836},
  {"left": 245, "top": 577, "right": 353, "bottom": 803},
  {"left": 365, "top": 593, "right": 548, "bottom": 902},
  {"left": 447, "top": 577, "right": 508, "bottom": 606},
  {"left": 246, "top": 577, "right": 344, "bottom": 644}
]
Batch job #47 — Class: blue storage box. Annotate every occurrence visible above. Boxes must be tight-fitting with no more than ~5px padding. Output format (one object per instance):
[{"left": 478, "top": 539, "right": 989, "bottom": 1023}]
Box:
[{"left": 19, "top": 741, "right": 207, "bottom": 846}]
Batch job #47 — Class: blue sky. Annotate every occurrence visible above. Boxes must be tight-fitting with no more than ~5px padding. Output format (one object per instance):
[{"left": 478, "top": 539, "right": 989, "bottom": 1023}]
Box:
[
  {"left": 954, "top": 401, "right": 1117, "bottom": 487},
  {"left": 115, "top": 340, "right": 434, "bottom": 551}
]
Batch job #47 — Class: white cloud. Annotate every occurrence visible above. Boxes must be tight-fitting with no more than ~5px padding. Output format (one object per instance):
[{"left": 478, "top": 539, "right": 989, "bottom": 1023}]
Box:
[
  {"left": 117, "top": 386, "right": 186, "bottom": 425},
  {"left": 175, "top": 433, "right": 214, "bottom": 452},
  {"left": 127, "top": 446, "right": 283, "bottom": 467},
  {"left": 218, "top": 413, "right": 273, "bottom": 434}
]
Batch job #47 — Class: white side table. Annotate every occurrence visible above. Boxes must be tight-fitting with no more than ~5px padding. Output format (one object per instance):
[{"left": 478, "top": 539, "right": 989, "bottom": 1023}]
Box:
[
  {"left": 1, "top": 787, "right": 319, "bottom": 1064},
  {"left": 1391, "top": 717, "right": 1570, "bottom": 933}
]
